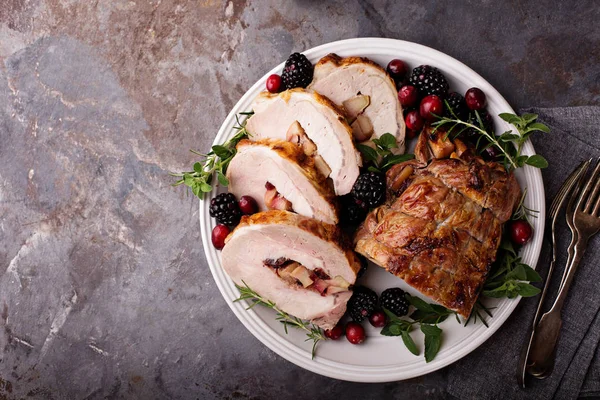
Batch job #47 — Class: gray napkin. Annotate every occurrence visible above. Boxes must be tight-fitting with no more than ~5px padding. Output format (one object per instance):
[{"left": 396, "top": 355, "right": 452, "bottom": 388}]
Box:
[{"left": 446, "top": 106, "right": 600, "bottom": 400}]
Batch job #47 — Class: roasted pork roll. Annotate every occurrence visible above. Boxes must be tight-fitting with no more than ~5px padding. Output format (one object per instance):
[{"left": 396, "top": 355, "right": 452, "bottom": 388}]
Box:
[
  {"left": 227, "top": 139, "right": 338, "bottom": 224},
  {"left": 221, "top": 210, "right": 361, "bottom": 329},
  {"left": 245, "top": 88, "right": 361, "bottom": 196},
  {"left": 309, "top": 53, "right": 406, "bottom": 151},
  {"left": 354, "top": 158, "right": 521, "bottom": 318}
]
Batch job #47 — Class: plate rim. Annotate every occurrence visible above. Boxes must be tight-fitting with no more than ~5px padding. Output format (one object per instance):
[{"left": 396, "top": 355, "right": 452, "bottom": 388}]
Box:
[{"left": 199, "top": 37, "right": 546, "bottom": 382}]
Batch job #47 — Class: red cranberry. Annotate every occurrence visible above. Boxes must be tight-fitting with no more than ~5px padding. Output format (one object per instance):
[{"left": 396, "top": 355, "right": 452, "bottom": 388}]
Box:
[
  {"left": 398, "top": 85, "right": 418, "bottom": 107},
  {"left": 238, "top": 195, "right": 258, "bottom": 215},
  {"left": 369, "top": 310, "right": 387, "bottom": 328},
  {"left": 266, "top": 74, "right": 282, "bottom": 93},
  {"left": 345, "top": 322, "right": 366, "bottom": 345},
  {"left": 211, "top": 224, "right": 231, "bottom": 250},
  {"left": 324, "top": 324, "right": 344, "bottom": 340},
  {"left": 465, "top": 87, "right": 487, "bottom": 110},
  {"left": 510, "top": 220, "right": 533, "bottom": 245},
  {"left": 405, "top": 110, "right": 425, "bottom": 132},
  {"left": 420, "top": 95, "right": 443, "bottom": 121},
  {"left": 386, "top": 59, "right": 408, "bottom": 83}
]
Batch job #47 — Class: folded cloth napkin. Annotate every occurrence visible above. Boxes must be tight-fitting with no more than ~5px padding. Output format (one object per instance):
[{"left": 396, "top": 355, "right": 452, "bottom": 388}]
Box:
[{"left": 446, "top": 106, "right": 600, "bottom": 400}]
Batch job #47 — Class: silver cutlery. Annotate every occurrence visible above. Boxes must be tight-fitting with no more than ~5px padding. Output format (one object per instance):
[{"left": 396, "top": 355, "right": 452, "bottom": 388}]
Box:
[
  {"left": 517, "top": 160, "right": 590, "bottom": 388},
  {"left": 527, "top": 158, "right": 600, "bottom": 379}
]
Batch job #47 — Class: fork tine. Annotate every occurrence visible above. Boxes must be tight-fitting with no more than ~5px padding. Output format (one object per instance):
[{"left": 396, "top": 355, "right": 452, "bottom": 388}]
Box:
[
  {"left": 585, "top": 158, "right": 600, "bottom": 213},
  {"left": 550, "top": 161, "right": 588, "bottom": 217},
  {"left": 577, "top": 159, "right": 600, "bottom": 213}
]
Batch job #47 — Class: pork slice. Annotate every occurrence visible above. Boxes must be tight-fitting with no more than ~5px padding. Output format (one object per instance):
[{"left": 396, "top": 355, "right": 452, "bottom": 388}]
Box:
[
  {"left": 221, "top": 211, "right": 361, "bottom": 330},
  {"left": 246, "top": 88, "right": 361, "bottom": 195},
  {"left": 227, "top": 139, "right": 338, "bottom": 224},
  {"left": 309, "top": 53, "right": 405, "bottom": 151}
]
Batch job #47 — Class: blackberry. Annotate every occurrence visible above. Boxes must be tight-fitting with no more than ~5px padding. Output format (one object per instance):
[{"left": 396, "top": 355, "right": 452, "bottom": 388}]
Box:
[
  {"left": 209, "top": 193, "right": 242, "bottom": 226},
  {"left": 351, "top": 172, "right": 386, "bottom": 208},
  {"left": 408, "top": 65, "right": 449, "bottom": 97},
  {"left": 340, "top": 194, "right": 368, "bottom": 225},
  {"left": 380, "top": 287, "right": 409, "bottom": 317},
  {"left": 347, "top": 286, "right": 378, "bottom": 322},
  {"left": 461, "top": 109, "right": 495, "bottom": 144},
  {"left": 444, "top": 92, "right": 468, "bottom": 120},
  {"left": 281, "top": 53, "right": 313, "bottom": 89}
]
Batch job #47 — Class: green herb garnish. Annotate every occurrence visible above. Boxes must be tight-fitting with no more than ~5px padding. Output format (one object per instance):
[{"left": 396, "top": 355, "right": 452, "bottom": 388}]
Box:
[
  {"left": 356, "top": 133, "right": 415, "bottom": 173},
  {"left": 380, "top": 295, "right": 458, "bottom": 362},
  {"left": 483, "top": 237, "right": 542, "bottom": 299},
  {"left": 171, "top": 112, "right": 253, "bottom": 198},
  {"left": 234, "top": 281, "right": 327, "bottom": 359},
  {"left": 432, "top": 111, "right": 549, "bottom": 171}
]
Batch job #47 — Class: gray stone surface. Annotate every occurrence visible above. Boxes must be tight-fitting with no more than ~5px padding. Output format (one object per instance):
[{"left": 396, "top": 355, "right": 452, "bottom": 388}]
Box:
[{"left": 0, "top": 1, "right": 598, "bottom": 399}]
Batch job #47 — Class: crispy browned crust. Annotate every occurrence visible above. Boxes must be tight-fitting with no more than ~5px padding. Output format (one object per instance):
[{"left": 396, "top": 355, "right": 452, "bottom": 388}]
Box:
[
  {"left": 315, "top": 53, "right": 397, "bottom": 90},
  {"left": 233, "top": 210, "right": 362, "bottom": 275},
  {"left": 357, "top": 158, "right": 521, "bottom": 318},
  {"left": 236, "top": 138, "right": 338, "bottom": 214}
]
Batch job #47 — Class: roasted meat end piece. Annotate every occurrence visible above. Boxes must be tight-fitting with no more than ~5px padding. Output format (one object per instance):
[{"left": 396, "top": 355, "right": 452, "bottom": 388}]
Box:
[
  {"left": 356, "top": 157, "right": 520, "bottom": 318},
  {"left": 308, "top": 53, "right": 406, "bottom": 151}
]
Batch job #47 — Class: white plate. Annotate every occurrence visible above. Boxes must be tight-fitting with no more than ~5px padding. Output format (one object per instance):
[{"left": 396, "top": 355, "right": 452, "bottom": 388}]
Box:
[{"left": 200, "top": 38, "right": 545, "bottom": 382}]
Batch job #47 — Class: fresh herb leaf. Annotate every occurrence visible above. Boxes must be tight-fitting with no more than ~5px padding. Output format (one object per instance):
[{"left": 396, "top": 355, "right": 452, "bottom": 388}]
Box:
[
  {"left": 380, "top": 154, "right": 416, "bottom": 171},
  {"left": 373, "top": 133, "right": 398, "bottom": 150},
  {"left": 525, "top": 155, "right": 549, "bottom": 168},
  {"left": 421, "top": 324, "right": 442, "bottom": 363},
  {"left": 516, "top": 282, "right": 542, "bottom": 297},
  {"left": 357, "top": 144, "right": 379, "bottom": 163},
  {"left": 234, "top": 281, "right": 326, "bottom": 359},
  {"left": 401, "top": 330, "right": 419, "bottom": 355},
  {"left": 171, "top": 111, "right": 253, "bottom": 198}
]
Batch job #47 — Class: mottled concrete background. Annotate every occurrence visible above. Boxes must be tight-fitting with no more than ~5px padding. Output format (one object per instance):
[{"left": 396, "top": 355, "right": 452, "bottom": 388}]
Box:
[{"left": 0, "top": 0, "right": 598, "bottom": 399}]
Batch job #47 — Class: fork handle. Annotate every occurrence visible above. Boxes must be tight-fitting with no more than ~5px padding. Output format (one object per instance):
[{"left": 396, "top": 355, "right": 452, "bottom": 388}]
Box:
[
  {"left": 527, "top": 240, "right": 588, "bottom": 374},
  {"left": 548, "top": 239, "right": 588, "bottom": 313}
]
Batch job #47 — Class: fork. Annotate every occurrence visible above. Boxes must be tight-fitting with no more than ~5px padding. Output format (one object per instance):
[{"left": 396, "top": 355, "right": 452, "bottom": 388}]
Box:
[
  {"left": 517, "top": 160, "right": 590, "bottom": 387},
  {"left": 527, "top": 158, "right": 600, "bottom": 377}
]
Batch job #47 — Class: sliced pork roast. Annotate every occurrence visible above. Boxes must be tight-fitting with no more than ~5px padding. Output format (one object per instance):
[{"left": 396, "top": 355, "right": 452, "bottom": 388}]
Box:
[
  {"left": 227, "top": 139, "right": 338, "bottom": 224},
  {"left": 354, "top": 158, "right": 521, "bottom": 318},
  {"left": 245, "top": 88, "right": 361, "bottom": 196},
  {"left": 221, "top": 210, "right": 361, "bottom": 329},
  {"left": 309, "top": 53, "right": 406, "bottom": 151}
]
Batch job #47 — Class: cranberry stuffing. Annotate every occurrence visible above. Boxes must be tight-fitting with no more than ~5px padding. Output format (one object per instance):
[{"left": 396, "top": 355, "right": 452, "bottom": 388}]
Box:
[
  {"left": 386, "top": 59, "right": 408, "bottom": 83},
  {"left": 345, "top": 322, "right": 366, "bottom": 344},
  {"left": 238, "top": 195, "right": 258, "bottom": 215},
  {"left": 465, "top": 87, "right": 487, "bottom": 110},
  {"left": 398, "top": 85, "right": 418, "bottom": 107},
  {"left": 405, "top": 110, "right": 424, "bottom": 132},
  {"left": 369, "top": 310, "right": 387, "bottom": 328},
  {"left": 419, "top": 95, "right": 443, "bottom": 121},
  {"left": 324, "top": 324, "right": 344, "bottom": 340},
  {"left": 266, "top": 74, "right": 283, "bottom": 93},
  {"left": 211, "top": 224, "right": 231, "bottom": 250},
  {"left": 510, "top": 220, "right": 533, "bottom": 245}
]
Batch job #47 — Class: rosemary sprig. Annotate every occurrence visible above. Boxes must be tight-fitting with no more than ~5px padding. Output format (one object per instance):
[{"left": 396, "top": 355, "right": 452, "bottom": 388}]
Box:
[
  {"left": 511, "top": 188, "right": 539, "bottom": 223},
  {"left": 234, "top": 281, "right": 327, "bottom": 359},
  {"left": 431, "top": 111, "right": 549, "bottom": 172},
  {"left": 171, "top": 112, "right": 253, "bottom": 198}
]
